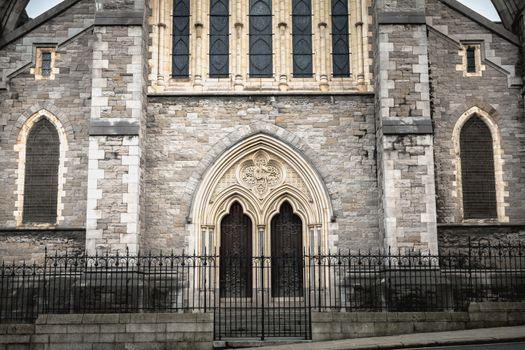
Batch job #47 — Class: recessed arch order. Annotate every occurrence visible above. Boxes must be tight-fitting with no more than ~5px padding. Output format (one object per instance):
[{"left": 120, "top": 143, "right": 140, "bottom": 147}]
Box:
[{"left": 189, "top": 133, "right": 334, "bottom": 254}]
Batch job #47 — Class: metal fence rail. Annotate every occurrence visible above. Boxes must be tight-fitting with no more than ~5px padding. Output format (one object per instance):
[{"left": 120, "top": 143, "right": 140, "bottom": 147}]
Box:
[{"left": 1, "top": 242, "right": 524, "bottom": 340}]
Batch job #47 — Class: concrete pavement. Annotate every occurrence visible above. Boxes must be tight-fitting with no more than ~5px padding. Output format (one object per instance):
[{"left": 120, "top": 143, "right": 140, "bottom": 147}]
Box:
[{"left": 242, "top": 325, "right": 525, "bottom": 350}]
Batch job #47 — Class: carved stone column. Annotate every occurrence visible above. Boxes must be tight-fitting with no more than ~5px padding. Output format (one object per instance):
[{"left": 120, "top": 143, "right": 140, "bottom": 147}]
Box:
[
  {"left": 278, "top": 0, "right": 288, "bottom": 91},
  {"left": 318, "top": 0, "right": 329, "bottom": 91},
  {"left": 157, "top": 0, "right": 168, "bottom": 86},
  {"left": 355, "top": 0, "right": 365, "bottom": 86},
  {"left": 258, "top": 225, "right": 265, "bottom": 255},
  {"left": 194, "top": 24, "right": 204, "bottom": 89},
  {"left": 193, "top": 0, "right": 204, "bottom": 89},
  {"left": 234, "top": 0, "right": 244, "bottom": 90}
]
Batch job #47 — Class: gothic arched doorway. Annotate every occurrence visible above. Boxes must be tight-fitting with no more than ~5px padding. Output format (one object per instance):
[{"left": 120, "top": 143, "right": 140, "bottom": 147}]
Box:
[
  {"left": 271, "top": 201, "right": 303, "bottom": 297},
  {"left": 219, "top": 202, "right": 253, "bottom": 297}
]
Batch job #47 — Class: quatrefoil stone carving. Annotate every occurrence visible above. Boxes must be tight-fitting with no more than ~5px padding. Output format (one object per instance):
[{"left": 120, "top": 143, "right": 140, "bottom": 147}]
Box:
[{"left": 237, "top": 150, "right": 285, "bottom": 199}]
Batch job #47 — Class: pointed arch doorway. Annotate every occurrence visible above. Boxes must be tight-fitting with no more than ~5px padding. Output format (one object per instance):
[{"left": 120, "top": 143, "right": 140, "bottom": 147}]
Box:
[
  {"left": 219, "top": 202, "right": 253, "bottom": 298},
  {"left": 271, "top": 201, "right": 303, "bottom": 297},
  {"left": 190, "top": 133, "right": 334, "bottom": 339}
]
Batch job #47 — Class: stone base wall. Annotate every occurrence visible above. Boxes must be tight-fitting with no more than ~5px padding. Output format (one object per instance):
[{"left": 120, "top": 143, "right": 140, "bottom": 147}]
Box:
[
  {"left": 438, "top": 224, "right": 525, "bottom": 251},
  {"left": 1, "top": 303, "right": 524, "bottom": 348},
  {"left": 0, "top": 229, "right": 85, "bottom": 264},
  {"left": 312, "top": 302, "right": 525, "bottom": 341},
  {"left": 0, "top": 313, "right": 213, "bottom": 350}
]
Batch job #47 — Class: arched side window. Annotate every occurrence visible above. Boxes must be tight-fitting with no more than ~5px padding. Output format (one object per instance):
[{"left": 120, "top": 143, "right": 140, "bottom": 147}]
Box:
[
  {"left": 22, "top": 118, "right": 60, "bottom": 224},
  {"left": 209, "top": 0, "right": 229, "bottom": 77},
  {"left": 249, "top": 0, "right": 273, "bottom": 77},
  {"left": 172, "top": 0, "right": 190, "bottom": 77},
  {"left": 331, "top": 0, "right": 350, "bottom": 77},
  {"left": 292, "top": 0, "right": 313, "bottom": 77},
  {"left": 459, "top": 115, "right": 497, "bottom": 219}
]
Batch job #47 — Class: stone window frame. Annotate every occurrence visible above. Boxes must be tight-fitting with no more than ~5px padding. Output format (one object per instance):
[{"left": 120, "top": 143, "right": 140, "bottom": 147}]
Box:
[
  {"left": 32, "top": 46, "right": 58, "bottom": 80},
  {"left": 457, "top": 42, "right": 485, "bottom": 78},
  {"left": 148, "top": 0, "right": 369, "bottom": 92},
  {"left": 452, "top": 107, "right": 507, "bottom": 224},
  {"left": 14, "top": 109, "right": 69, "bottom": 227}
]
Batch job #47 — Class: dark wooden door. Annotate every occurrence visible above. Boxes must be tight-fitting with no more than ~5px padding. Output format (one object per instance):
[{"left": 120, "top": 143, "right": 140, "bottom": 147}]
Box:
[
  {"left": 271, "top": 202, "right": 303, "bottom": 297},
  {"left": 220, "top": 202, "right": 253, "bottom": 297}
]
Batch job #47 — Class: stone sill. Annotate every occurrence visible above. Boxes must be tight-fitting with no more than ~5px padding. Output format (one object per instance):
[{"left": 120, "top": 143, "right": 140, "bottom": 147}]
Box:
[
  {"left": 148, "top": 91, "right": 375, "bottom": 97},
  {"left": 0, "top": 227, "right": 85, "bottom": 232},
  {"left": 437, "top": 223, "right": 525, "bottom": 228}
]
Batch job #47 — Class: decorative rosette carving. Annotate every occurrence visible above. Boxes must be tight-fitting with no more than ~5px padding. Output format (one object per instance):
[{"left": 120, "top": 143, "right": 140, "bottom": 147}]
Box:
[{"left": 237, "top": 150, "right": 285, "bottom": 199}]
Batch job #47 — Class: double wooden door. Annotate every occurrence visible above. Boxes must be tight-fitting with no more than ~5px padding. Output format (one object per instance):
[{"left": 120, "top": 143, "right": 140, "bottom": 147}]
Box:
[{"left": 219, "top": 201, "right": 303, "bottom": 298}]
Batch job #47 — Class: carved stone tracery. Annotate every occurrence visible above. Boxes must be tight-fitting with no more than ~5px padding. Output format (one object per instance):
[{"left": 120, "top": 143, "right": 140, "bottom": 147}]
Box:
[{"left": 238, "top": 150, "right": 285, "bottom": 199}]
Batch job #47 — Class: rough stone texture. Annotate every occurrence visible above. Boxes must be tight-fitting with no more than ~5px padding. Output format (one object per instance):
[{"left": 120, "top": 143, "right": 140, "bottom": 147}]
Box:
[
  {"left": 0, "top": 0, "right": 94, "bottom": 230},
  {"left": 0, "top": 229, "right": 85, "bottom": 263},
  {"left": 86, "top": 136, "right": 140, "bottom": 254},
  {"left": 145, "top": 95, "right": 379, "bottom": 252},
  {"left": 312, "top": 302, "right": 525, "bottom": 341},
  {"left": 0, "top": 313, "right": 213, "bottom": 350},
  {"left": 378, "top": 134, "right": 438, "bottom": 251},
  {"left": 86, "top": 0, "right": 148, "bottom": 255},
  {"left": 98, "top": 0, "right": 139, "bottom": 11},
  {"left": 374, "top": 0, "right": 438, "bottom": 253},
  {"left": 376, "top": 0, "right": 426, "bottom": 12},
  {"left": 1, "top": 0, "right": 525, "bottom": 258},
  {"left": 90, "top": 25, "right": 143, "bottom": 121},
  {"left": 427, "top": 0, "right": 525, "bottom": 224},
  {"left": 438, "top": 224, "right": 525, "bottom": 250}
]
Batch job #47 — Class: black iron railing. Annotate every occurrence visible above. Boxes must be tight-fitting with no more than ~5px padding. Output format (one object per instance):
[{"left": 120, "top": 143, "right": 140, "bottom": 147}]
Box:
[{"left": 1, "top": 242, "right": 525, "bottom": 340}]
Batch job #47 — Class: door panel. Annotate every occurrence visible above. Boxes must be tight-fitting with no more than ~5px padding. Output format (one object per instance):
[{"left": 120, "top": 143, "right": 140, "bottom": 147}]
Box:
[
  {"left": 220, "top": 202, "right": 253, "bottom": 298},
  {"left": 271, "top": 202, "right": 303, "bottom": 297}
]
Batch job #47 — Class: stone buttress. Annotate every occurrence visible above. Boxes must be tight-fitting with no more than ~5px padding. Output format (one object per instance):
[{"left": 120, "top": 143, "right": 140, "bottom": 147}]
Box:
[
  {"left": 86, "top": 0, "right": 147, "bottom": 254},
  {"left": 374, "top": 0, "right": 438, "bottom": 253}
]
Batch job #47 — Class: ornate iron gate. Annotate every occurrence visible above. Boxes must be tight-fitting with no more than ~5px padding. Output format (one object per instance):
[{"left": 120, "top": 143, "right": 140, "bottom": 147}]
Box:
[{"left": 214, "top": 254, "right": 311, "bottom": 340}]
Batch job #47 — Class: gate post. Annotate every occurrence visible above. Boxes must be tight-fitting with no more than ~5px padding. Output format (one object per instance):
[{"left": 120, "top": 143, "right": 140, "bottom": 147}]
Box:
[{"left": 260, "top": 253, "right": 265, "bottom": 341}]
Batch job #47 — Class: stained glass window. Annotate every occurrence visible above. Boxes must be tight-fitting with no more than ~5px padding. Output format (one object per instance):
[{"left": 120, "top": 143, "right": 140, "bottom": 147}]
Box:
[
  {"left": 331, "top": 0, "right": 350, "bottom": 77},
  {"left": 466, "top": 47, "right": 476, "bottom": 73},
  {"left": 41, "top": 52, "right": 52, "bottom": 77},
  {"left": 249, "top": 0, "right": 272, "bottom": 77},
  {"left": 23, "top": 118, "right": 60, "bottom": 224},
  {"left": 209, "top": 0, "right": 229, "bottom": 77},
  {"left": 172, "top": 0, "right": 190, "bottom": 77},
  {"left": 292, "top": 0, "right": 313, "bottom": 77},
  {"left": 460, "top": 116, "right": 497, "bottom": 219}
]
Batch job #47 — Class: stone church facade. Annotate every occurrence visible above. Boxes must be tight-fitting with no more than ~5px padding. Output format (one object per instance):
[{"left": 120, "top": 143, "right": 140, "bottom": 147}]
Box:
[{"left": 0, "top": 0, "right": 524, "bottom": 262}]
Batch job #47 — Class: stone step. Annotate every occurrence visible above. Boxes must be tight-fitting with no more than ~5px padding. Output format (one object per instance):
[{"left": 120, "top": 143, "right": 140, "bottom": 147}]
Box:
[{"left": 213, "top": 338, "right": 311, "bottom": 349}]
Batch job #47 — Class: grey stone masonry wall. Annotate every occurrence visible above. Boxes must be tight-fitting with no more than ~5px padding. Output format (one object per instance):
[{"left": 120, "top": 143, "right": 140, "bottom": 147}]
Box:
[
  {"left": 0, "top": 313, "right": 213, "bottom": 350},
  {"left": 312, "top": 302, "right": 525, "bottom": 341},
  {"left": 427, "top": 0, "right": 525, "bottom": 224},
  {"left": 0, "top": 0, "right": 94, "bottom": 229},
  {"left": 0, "top": 229, "right": 85, "bottom": 264},
  {"left": 438, "top": 224, "right": 525, "bottom": 251},
  {"left": 145, "top": 94, "right": 378, "bottom": 252},
  {"left": 86, "top": 0, "right": 148, "bottom": 255},
  {"left": 374, "top": 0, "right": 438, "bottom": 252}
]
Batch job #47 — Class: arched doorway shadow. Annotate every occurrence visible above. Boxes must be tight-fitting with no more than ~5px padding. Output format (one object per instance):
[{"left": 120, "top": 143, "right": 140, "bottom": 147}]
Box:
[
  {"left": 219, "top": 201, "right": 253, "bottom": 298},
  {"left": 271, "top": 201, "right": 303, "bottom": 297}
]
